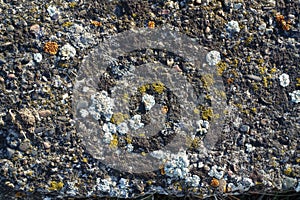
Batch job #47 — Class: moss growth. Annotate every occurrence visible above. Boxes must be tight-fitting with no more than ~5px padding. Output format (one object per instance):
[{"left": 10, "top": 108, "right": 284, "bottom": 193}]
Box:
[
  {"left": 48, "top": 181, "right": 64, "bottom": 191},
  {"left": 110, "top": 112, "right": 128, "bottom": 125}
]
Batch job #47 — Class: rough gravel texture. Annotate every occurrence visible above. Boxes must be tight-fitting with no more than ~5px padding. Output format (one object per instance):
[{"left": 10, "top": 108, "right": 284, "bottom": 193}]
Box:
[{"left": 0, "top": 0, "right": 299, "bottom": 199}]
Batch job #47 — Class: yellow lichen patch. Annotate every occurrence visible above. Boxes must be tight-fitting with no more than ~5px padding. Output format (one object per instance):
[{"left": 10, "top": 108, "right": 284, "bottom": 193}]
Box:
[
  {"left": 259, "top": 66, "right": 267, "bottom": 75},
  {"left": 125, "top": 136, "right": 132, "bottom": 144},
  {"left": 284, "top": 167, "right": 292, "bottom": 176},
  {"left": 258, "top": 58, "right": 264, "bottom": 65},
  {"left": 62, "top": 21, "right": 73, "bottom": 27},
  {"left": 90, "top": 20, "right": 102, "bottom": 27},
  {"left": 235, "top": 103, "right": 243, "bottom": 110},
  {"left": 139, "top": 133, "right": 146, "bottom": 137},
  {"left": 245, "top": 35, "right": 253, "bottom": 45},
  {"left": 214, "top": 89, "right": 226, "bottom": 99},
  {"left": 141, "top": 152, "right": 146, "bottom": 156},
  {"left": 123, "top": 93, "right": 130, "bottom": 102},
  {"left": 201, "top": 107, "right": 214, "bottom": 120},
  {"left": 193, "top": 108, "right": 200, "bottom": 114},
  {"left": 251, "top": 82, "right": 259, "bottom": 91},
  {"left": 231, "top": 58, "right": 239, "bottom": 68},
  {"left": 205, "top": 94, "right": 212, "bottom": 100},
  {"left": 110, "top": 112, "right": 128, "bottom": 125},
  {"left": 146, "top": 180, "right": 153, "bottom": 185},
  {"left": 68, "top": 2, "right": 77, "bottom": 8},
  {"left": 201, "top": 74, "right": 214, "bottom": 88},
  {"left": 82, "top": 157, "right": 88, "bottom": 163},
  {"left": 191, "top": 137, "right": 200, "bottom": 149},
  {"left": 152, "top": 82, "right": 165, "bottom": 94},
  {"left": 270, "top": 67, "right": 277, "bottom": 74},
  {"left": 263, "top": 76, "right": 268, "bottom": 87},
  {"left": 230, "top": 69, "right": 239, "bottom": 77},
  {"left": 246, "top": 56, "right": 251, "bottom": 63},
  {"left": 109, "top": 135, "right": 118, "bottom": 148},
  {"left": 174, "top": 182, "right": 183, "bottom": 191},
  {"left": 44, "top": 41, "right": 59, "bottom": 55},
  {"left": 250, "top": 107, "right": 257, "bottom": 113},
  {"left": 138, "top": 84, "right": 150, "bottom": 93},
  {"left": 216, "top": 61, "right": 227, "bottom": 76},
  {"left": 48, "top": 181, "right": 64, "bottom": 191},
  {"left": 296, "top": 78, "right": 300, "bottom": 87}
]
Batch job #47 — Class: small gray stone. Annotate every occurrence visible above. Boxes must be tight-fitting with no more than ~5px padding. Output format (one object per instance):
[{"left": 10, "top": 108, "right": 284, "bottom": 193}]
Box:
[
  {"left": 19, "top": 140, "right": 32, "bottom": 152},
  {"left": 282, "top": 176, "right": 297, "bottom": 189},
  {"left": 6, "top": 147, "right": 15, "bottom": 158},
  {"left": 239, "top": 125, "right": 250, "bottom": 133}
]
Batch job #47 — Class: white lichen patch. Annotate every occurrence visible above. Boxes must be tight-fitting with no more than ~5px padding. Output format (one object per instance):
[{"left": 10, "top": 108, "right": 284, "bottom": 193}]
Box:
[
  {"left": 185, "top": 174, "right": 201, "bottom": 187},
  {"left": 196, "top": 120, "right": 209, "bottom": 135},
  {"left": 208, "top": 165, "right": 224, "bottom": 179},
  {"left": 60, "top": 43, "right": 76, "bottom": 60},
  {"left": 116, "top": 122, "right": 129, "bottom": 135},
  {"left": 142, "top": 94, "right": 155, "bottom": 111},
  {"left": 289, "top": 90, "right": 300, "bottom": 103},
  {"left": 206, "top": 50, "right": 221, "bottom": 66},
  {"left": 279, "top": 73, "right": 290, "bottom": 87},
  {"left": 164, "top": 151, "right": 190, "bottom": 179},
  {"left": 88, "top": 91, "right": 114, "bottom": 121},
  {"left": 33, "top": 53, "right": 43, "bottom": 63},
  {"left": 226, "top": 20, "right": 240, "bottom": 34},
  {"left": 129, "top": 114, "right": 144, "bottom": 130}
]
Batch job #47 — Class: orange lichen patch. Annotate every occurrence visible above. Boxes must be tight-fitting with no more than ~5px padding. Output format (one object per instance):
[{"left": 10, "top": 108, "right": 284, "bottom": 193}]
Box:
[
  {"left": 227, "top": 78, "right": 234, "bottom": 85},
  {"left": 44, "top": 41, "right": 59, "bottom": 55},
  {"left": 90, "top": 20, "right": 102, "bottom": 27},
  {"left": 159, "top": 164, "right": 165, "bottom": 175},
  {"left": 275, "top": 13, "right": 285, "bottom": 23},
  {"left": 148, "top": 21, "right": 155, "bottom": 28},
  {"left": 275, "top": 13, "right": 291, "bottom": 31},
  {"left": 210, "top": 178, "right": 220, "bottom": 187},
  {"left": 15, "top": 192, "right": 26, "bottom": 198}
]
